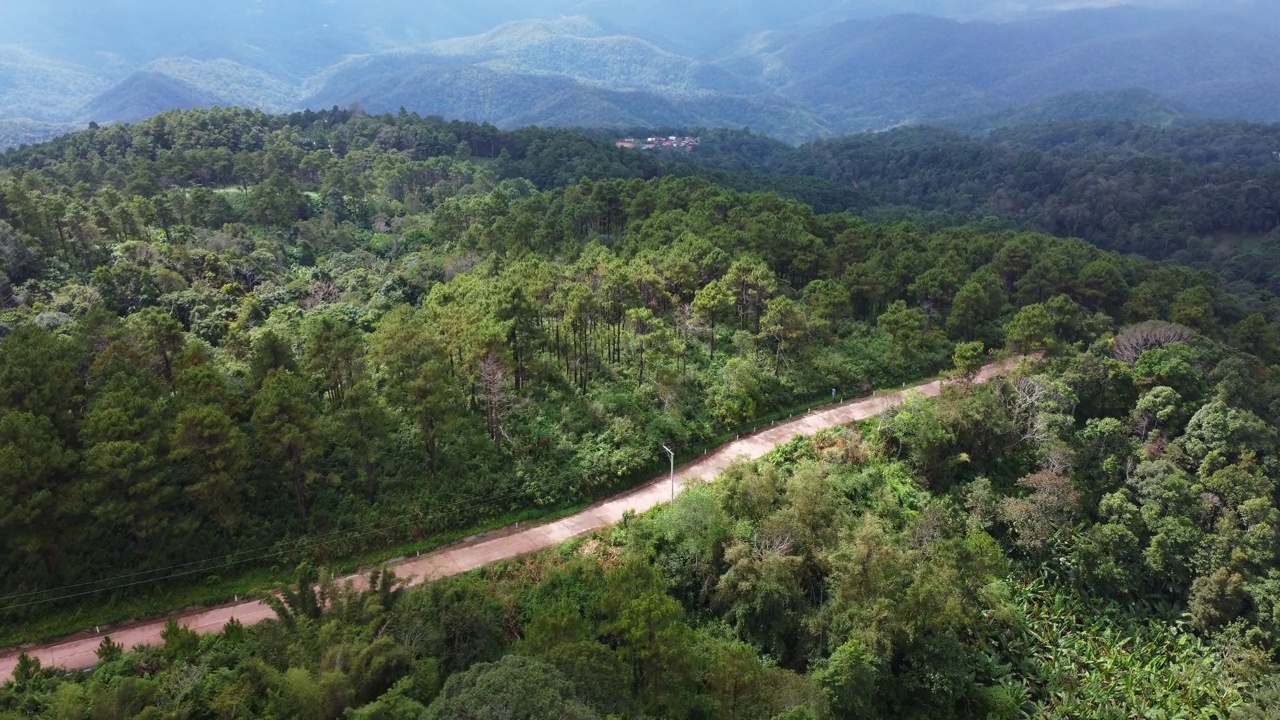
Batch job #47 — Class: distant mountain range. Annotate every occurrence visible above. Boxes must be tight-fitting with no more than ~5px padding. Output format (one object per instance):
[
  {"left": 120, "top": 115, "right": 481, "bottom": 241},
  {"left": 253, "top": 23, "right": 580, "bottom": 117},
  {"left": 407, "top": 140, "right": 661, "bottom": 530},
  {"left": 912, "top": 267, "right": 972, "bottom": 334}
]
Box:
[
  {"left": 0, "top": 1, "right": 1275, "bottom": 149},
  {"left": 740, "top": 5, "right": 1280, "bottom": 130}
]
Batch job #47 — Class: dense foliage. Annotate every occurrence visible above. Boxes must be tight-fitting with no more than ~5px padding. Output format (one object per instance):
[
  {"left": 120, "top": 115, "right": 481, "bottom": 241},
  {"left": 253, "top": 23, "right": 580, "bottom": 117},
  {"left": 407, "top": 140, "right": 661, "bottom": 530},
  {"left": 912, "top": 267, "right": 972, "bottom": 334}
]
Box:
[
  {"left": 679, "top": 122, "right": 1280, "bottom": 282},
  {"left": 6, "top": 333, "right": 1280, "bottom": 717},
  {"left": 3, "top": 107, "right": 1280, "bottom": 717},
  {"left": 12, "top": 107, "right": 1280, "bottom": 296},
  {"left": 1, "top": 108, "right": 1270, "bottom": 629}
]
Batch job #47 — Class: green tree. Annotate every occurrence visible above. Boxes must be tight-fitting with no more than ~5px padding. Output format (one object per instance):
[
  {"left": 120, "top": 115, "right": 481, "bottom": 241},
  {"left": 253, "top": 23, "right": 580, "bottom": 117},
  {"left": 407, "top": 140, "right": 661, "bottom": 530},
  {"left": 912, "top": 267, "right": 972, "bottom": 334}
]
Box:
[
  {"left": 601, "top": 561, "right": 698, "bottom": 716},
  {"left": 1169, "top": 286, "right": 1218, "bottom": 336},
  {"left": 760, "top": 296, "right": 809, "bottom": 375},
  {"left": 802, "top": 278, "right": 852, "bottom": 337},
  {"left": 1131, "top": 386, "right": 1185, "bottom": 440},
  {"left": 883, "top": 392, "right": 956, "bottom": 487},
  {"left": 80, "top": 351, "right": 176, "bottom": 556},
  {"left": 715, "top": 538, "right": 808, "bottom": 664},
  {"left": 424, "top": 655, "right": 599, "bottom": 720},
  {"left": 951, "top": 341, "right": 986, "bottom": 380},
  {"left": 946, "top": 268, "right": 1008, "bottom": 343},
  {"left": 1076, "top": 257, "right": 1129, "bottom": 314},
  {"left": 1176, "top": 400, "right": 1276, "bottom": 473},
  {"left": 170, "top": 403, "right": 249, "bottom": 537},
  {"left": 252, "top": 369, "right": 320, "bottom": 520},
  {"left": 0, "top": 324, "right": 86, "bottom": 438},
  {"left": 1231, "top": 312, "right": 1279, "bottom": 362},
  {"left": 124, "top": 307, "right": 186, "bottom": 389},
  {"left": 0, "top": 410, "right": 73, "bottom": 579},
  {"left": 249, "top": 329, "right": 298, "bottom": 389},
  {"left": 249, "top": 170, "right": 308, "bottom": 227},
  {"left": 813, "top": 637, "right": 883, "bottom": 720},
  {"left": 723, "top": 256, "right": 777, "bottom": 332},
  {"left": 301, "top": 311, "right": 365, "bottom": 409},
  {"left": 878, "top": 300, "right": 943, "bottom": 375},
  {"left": 1004, "top": 302, "right": 1055, "bottom": 353},
  {"left": 693, "top": 279, "right": 735, "bottom": 361},
  {"left": 369, "top": 308, "right": 460, "bottom": 475}
]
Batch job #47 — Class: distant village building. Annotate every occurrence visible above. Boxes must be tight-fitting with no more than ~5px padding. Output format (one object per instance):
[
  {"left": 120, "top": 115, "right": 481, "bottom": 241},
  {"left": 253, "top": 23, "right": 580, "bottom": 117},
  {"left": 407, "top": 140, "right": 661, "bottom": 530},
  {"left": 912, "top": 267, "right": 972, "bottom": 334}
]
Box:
[{"left": 617, "top": 135, "right": 700, "bottom": 153}]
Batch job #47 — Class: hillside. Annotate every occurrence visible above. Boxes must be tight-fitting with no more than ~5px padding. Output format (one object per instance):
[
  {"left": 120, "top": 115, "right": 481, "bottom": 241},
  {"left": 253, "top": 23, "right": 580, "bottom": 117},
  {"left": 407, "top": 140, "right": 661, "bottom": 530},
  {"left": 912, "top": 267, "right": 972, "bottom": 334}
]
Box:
[
  {"left": 0, "top": 119, "right": 77, "bottom": 151},
  {"left": 0, "top": 0, "right": 1063, "bottom": 66},
  {"left": 729, "top": 4, "right": 1280, "bottom": 131},
  {"left": 80, "top": 72, "right": 222, "bottom": 125},
  {"left": 0, "top": 45, "right": 114, "bottom": 123},
  {"left": 939, "top": 88, "right": 1192, "bottom": 135},
  {"left": 9, "top": 4, "right": 1280, "bottom": 718},
  {"left": 83, "top": 58, "right": 298, "bottom": 124},
  {"left": 428, "top": 17, "right": 764, "bottom": 97},
  {"left": 667, "top": 120, "right": 1280, "bottom": 271},
  {"left": 2, "top": 108, "right": 1280, "bottom": 718},
  {"left": 303, "top": 53, "right": 831, "bottom": 143},
  {"left": 2, "top": 4, "right": 1280, "bottom": 148}
]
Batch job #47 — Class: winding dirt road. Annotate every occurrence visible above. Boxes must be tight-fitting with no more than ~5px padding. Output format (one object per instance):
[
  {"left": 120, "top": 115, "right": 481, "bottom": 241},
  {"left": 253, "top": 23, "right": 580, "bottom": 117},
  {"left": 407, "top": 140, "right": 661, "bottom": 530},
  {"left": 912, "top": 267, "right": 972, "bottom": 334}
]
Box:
[{"left": 0, "top": 359, "right": 1022, "bottom": 681}]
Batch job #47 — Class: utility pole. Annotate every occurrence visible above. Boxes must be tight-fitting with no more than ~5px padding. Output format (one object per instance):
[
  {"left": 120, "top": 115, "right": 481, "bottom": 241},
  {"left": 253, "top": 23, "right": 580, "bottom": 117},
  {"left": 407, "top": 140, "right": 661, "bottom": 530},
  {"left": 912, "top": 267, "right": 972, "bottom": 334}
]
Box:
[{"left": 662, "top": 445, "right": 675, "bottom": 501}]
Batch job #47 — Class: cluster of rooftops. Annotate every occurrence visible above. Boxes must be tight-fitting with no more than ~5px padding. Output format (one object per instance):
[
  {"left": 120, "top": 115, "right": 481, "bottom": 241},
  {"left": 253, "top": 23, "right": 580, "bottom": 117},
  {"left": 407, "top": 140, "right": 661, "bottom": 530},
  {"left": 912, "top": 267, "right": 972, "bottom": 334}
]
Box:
[{"left": 615, "top": 136, "right": 701, "bottom": 151}]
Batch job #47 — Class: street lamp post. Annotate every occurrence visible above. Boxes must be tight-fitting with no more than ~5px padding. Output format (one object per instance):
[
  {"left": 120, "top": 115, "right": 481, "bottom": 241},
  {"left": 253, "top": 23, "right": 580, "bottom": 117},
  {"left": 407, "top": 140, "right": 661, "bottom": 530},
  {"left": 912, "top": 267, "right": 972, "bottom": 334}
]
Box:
[{"left": 662, "top": 445, "right": 675, "bottom": 501}]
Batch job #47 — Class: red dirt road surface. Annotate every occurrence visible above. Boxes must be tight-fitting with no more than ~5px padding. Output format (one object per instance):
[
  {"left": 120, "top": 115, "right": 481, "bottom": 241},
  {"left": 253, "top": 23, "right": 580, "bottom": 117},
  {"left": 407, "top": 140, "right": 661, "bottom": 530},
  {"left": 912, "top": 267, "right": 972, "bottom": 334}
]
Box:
[{"left": 0, "top": 358, "right": 1024, "bottom": 681}]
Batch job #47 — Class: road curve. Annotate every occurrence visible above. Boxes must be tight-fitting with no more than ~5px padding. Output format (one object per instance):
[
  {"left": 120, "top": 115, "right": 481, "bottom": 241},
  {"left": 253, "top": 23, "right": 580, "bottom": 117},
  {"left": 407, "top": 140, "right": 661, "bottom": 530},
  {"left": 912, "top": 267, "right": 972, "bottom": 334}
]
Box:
[{"left": 0, "top": 359, "right": 1023, "bottom": 681}]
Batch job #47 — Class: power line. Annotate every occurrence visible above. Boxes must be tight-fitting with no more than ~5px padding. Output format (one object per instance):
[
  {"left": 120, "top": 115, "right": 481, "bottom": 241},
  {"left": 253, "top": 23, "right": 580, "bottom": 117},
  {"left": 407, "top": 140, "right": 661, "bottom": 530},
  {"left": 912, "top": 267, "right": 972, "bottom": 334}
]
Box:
[
  {"left": 0, "top": 523, "right": 357, "bottom": 603},
  {"left": 0, "top": 485, "right": 533, "bottom": 612},
  {"left": 0, "top": 485, "right": 530, "bottom": 611}
]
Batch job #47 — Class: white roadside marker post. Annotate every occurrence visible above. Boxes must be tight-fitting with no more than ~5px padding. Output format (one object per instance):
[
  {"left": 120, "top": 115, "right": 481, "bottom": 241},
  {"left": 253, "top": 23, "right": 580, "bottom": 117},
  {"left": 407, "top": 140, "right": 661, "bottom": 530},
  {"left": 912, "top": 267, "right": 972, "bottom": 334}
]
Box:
[{"left": 662, "top": 445, "right": 675, "bottom": 501}]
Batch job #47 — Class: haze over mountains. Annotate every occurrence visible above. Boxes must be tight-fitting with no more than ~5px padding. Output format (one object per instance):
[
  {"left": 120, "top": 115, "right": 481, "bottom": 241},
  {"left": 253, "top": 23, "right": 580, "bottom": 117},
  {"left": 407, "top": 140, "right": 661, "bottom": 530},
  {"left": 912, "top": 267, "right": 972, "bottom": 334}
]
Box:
[{"left": 0, "top": 0, "right": 1275, "bottom": 147}]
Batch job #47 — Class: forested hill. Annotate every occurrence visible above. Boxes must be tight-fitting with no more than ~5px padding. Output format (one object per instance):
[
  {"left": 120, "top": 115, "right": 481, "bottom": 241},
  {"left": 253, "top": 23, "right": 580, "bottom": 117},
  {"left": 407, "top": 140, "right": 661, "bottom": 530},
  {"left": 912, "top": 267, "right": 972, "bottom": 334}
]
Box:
[
  {"left": 8, "top": 109, "right": 1280, "bottom": 280},
  {"left": 4, "top": 108, "right": 1280, "bottom": 717},
  {"left": 668, "top": 121, "right": 1280, "bottom": 293}
]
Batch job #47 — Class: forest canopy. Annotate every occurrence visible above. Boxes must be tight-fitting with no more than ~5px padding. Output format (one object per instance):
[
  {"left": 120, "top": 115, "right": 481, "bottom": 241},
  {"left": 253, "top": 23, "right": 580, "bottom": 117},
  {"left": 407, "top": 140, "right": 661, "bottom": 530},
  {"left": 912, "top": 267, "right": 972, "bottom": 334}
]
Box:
[{"left": 2, "top": 108, "right": 1280, "bottom": 718}]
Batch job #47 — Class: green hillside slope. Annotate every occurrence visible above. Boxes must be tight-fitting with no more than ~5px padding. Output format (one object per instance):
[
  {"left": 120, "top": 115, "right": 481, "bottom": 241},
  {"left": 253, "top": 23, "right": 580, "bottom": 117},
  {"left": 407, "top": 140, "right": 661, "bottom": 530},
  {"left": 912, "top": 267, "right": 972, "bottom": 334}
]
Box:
[
  {"left": 82, "top": 58, "right": 298, "bottom": 124},
  {"left": 0, "top": 46, "right": 113, "bottom": 122},
  {"left": 940, "top": 88, "right": 1192, "bottom": 135},
  {"left": 303, "top": 53, "right": 830, "bottom": 143},
  {"left": 728, "top": 5, "right": 1280, "bottom": 131},
  {"left": 3, "top": 106, "right": 1280, "bottom": 718},
  {"left": 429, "top": 17, "right": 764, "bottom": 96}
]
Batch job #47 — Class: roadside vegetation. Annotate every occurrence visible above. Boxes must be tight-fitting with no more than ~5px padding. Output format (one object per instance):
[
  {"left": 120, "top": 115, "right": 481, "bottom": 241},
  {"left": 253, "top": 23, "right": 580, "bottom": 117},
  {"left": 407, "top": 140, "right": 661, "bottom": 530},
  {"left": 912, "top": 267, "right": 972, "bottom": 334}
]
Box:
[{"left": 2, "top": 108, "right": 1280, "bottom": 716}]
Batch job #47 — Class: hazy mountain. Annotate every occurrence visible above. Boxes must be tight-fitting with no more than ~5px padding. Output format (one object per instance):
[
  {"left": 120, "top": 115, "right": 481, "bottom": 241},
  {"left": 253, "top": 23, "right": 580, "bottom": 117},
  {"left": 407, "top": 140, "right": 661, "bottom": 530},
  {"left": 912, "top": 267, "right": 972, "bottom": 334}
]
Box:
[
  {"left": 303, "top": 52, "right": 830, "bottom": 142},
  {"left": 83, "top": 58, "right": 297, "bottom": 124},
  {"left": 82, "top": 73, "right": 225, "bottom": 126},
  {"left": 0, "top": 1, "right": 557, "bottom": 70},
  {"left": 0, "top": 1, "right": 1276, "bottom": 148},
  {"left": 0, "top": 118, "right": 78, "bottom": 150},
  {"left": 940, "top": 88, "right": 1193, "bottom": 135},
  {"left": 0, "top": 1, "right": 1219, "bottom": 67},
  {"left": 427, "top": 17, "right": 764, "bottom": 96},
  {"left": 0, "top": 45, "right": 114, "bottom": 122},
  {"left": 728, "top": 3, "right": 1280, "bottom": 130}
]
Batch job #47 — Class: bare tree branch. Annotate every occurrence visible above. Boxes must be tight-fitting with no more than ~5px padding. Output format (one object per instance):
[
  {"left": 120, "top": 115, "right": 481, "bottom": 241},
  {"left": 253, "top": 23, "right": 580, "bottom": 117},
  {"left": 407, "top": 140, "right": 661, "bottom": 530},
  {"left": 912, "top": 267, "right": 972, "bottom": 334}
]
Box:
[{"left": 1113, "top": 321, "right": 1194, "bottom": 364}]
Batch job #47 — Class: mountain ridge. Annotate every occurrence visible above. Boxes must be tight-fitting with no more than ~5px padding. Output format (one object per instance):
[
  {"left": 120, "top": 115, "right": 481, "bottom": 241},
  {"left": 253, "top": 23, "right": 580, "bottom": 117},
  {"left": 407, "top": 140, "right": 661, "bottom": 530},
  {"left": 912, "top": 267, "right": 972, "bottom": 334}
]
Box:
[{"left": 2, "top": 3, "right": 1278, "bottom": 148}]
